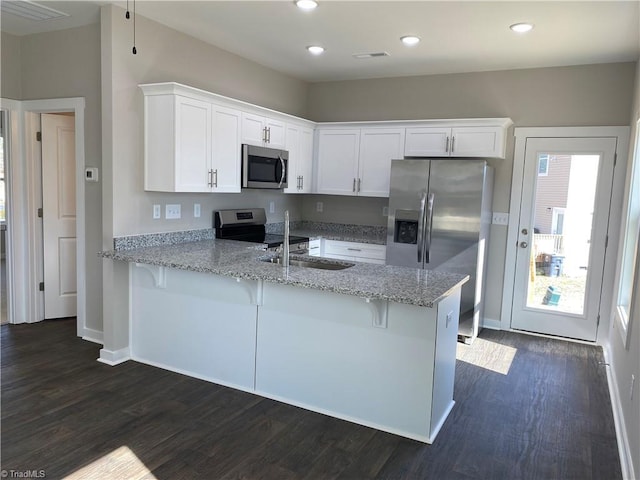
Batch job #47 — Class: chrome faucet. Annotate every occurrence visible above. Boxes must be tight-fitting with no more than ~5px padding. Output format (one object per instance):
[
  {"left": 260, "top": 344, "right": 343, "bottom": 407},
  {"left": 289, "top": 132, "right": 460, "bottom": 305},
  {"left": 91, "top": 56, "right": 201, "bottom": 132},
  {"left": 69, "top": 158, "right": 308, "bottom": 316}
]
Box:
[{"left": 282, "top": 210, "right": 290, "bottom": 267}]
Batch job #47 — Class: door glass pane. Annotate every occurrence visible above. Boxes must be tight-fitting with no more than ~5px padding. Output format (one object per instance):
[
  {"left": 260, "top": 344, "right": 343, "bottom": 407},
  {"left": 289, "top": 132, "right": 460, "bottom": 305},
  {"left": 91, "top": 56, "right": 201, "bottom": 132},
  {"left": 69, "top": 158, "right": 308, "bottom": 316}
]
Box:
[{"left": 526, "top": 153, "right": 600, "bottom": 315}]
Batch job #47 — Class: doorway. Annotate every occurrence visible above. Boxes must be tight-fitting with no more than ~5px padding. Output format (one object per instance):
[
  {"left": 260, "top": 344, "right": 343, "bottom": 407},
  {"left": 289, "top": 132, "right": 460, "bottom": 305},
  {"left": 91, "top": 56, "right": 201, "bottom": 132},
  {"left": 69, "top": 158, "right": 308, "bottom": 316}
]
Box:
[
  {"left": 501, "top": 127, "right": 628, "bottom": 343},
  {"left": 2, "top": 97, "right": 86, "bottom": 335}
]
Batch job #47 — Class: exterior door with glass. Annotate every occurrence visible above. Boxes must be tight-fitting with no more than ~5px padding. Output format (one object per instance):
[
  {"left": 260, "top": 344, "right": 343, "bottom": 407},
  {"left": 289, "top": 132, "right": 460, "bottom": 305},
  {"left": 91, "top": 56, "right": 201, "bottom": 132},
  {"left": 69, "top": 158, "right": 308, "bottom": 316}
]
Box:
[{"left": 511, "top": 137, "right": 617, "bottom": 341}]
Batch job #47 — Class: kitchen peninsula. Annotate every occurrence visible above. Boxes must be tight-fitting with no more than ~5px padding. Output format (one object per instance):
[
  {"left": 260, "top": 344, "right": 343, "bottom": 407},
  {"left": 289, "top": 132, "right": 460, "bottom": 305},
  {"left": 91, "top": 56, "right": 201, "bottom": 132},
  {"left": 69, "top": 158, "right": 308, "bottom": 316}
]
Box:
[{"left": 101, "top": 234, "right": 468, "bottom": 443}]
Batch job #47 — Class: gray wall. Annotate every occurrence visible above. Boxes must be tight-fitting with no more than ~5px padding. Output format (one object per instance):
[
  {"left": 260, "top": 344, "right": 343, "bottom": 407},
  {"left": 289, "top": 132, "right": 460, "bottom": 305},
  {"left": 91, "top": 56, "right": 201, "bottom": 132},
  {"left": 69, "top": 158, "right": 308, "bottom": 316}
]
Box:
[
  {"left": 102, "top": 4, "right": 309, "bottom": 241},
  {"left": 3, "top": 25, "right": 103, "bottom": 334},
  {"left": 1, "top": 32, "right": 22, "bottom": 100},
  {"left": 100, "top": 5, "right": 310, "bottom": 349},
  {"left": 609, "top": 59, "right": 640, "bottom": 480},
  {"left": 305, "top": 62, "right": 636, "bottom": 324}
]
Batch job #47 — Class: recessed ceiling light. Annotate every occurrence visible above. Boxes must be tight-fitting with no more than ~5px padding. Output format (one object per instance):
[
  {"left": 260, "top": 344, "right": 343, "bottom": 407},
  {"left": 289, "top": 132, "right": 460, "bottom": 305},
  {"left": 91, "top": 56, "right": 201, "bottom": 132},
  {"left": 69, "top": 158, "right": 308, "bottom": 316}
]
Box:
[
  {"left": 306, "top": 45, "right": 325, "bottom": 55},
  {"left": 296, "top": 0, "right": 318, "bottom": 10},
  {"left": 510, "top": 23, "right": 534, "bottom": 33},
  {"left": 400, "top": 35, "right": 421, "bottom": 46}
]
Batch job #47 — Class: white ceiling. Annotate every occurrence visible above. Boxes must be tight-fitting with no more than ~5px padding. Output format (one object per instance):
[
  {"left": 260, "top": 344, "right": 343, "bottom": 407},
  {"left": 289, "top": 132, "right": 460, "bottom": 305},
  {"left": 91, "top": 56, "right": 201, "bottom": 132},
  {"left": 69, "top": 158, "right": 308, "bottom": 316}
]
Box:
[{"left": 2, "top": 1, "right": 639, "bottom": 82}]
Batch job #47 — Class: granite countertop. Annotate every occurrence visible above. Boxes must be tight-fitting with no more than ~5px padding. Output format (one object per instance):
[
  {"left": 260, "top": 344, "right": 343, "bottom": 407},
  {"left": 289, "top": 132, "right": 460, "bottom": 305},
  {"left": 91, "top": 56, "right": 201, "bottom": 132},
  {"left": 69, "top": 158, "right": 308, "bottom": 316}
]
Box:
[{"left": 101, "top": 238, "right": 468, "bottom": 308}]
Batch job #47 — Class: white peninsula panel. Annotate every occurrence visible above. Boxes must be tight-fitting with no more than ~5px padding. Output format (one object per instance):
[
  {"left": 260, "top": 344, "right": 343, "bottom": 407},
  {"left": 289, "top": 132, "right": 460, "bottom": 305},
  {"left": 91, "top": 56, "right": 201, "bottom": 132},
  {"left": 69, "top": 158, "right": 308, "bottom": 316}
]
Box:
[
  {"left": 130, "top": 265, "right": 259, "bottom": 392},
  {"left": 255, "top": 282, "right": 460, "bottom": 443}
]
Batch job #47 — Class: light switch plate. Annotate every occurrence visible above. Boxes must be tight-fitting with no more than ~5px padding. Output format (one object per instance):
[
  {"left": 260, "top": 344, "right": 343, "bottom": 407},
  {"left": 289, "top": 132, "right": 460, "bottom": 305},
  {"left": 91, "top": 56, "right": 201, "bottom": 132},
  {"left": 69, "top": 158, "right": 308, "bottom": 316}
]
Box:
[
  {"left": 153, "top": 204, "right": 161, "bottom": 220},
  {"left": 492, "top": 212, "right": 509, "bottom": 225},
  {"left": 166, "top": 204, "right": 181, "bottom": 219},
  {"left": 194, "top": 204, "right": 201, "bottom": 218},
  {"left": 269, "top": 201, "right": 275, "bottom": 214}
]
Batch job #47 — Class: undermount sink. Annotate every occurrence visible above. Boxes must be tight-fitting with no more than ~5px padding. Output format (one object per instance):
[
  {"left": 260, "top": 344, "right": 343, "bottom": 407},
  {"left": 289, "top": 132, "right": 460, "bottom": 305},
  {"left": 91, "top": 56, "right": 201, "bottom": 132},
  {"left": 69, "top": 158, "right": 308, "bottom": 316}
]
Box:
[{"left": 260, "top": 257, "right": 354, "bottom": 271}]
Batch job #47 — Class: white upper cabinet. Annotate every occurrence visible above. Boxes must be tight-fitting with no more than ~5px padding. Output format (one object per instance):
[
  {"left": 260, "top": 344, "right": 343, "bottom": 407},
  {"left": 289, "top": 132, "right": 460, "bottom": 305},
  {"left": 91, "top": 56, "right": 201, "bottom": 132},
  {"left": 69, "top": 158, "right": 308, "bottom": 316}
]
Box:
[
  {"left": 450, "top": 126, "right": 505, "bottom": 158},
  {"left": 143, "top": 94, "right": 213, "bottom": 192},
  {"left": 358, "top": 128, "right": 405, "bottom": 197},
  {"left": 140, "top": 82, "right": 312, "bottom": 193},
  {"left": 284, "top": 124, "right": 314, "bottom": 194},
  {"left": 316, "top": 127, "right": 404, "bottom": 197},
  {"left": 241, "top": 112, "right": 286, "bottom": 149},
  {"left": 211, "top": 105, "right": 242, "bottom": 193},
  {"left": 316, "top": 129, "right": 361, "bottom": 196},
  {"left": 404, "top": 127, "right": 450, "bottom": 157},
  {"left": 404, "top": 123, "right": 509, "bottom": 159}
]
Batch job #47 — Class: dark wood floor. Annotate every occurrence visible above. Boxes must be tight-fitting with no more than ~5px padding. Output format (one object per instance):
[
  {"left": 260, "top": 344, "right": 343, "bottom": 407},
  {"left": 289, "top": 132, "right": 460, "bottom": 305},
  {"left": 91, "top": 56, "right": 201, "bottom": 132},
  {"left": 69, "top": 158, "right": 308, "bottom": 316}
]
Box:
[{"left": 1, "top": 319, "right": 621, "bottom": 480}]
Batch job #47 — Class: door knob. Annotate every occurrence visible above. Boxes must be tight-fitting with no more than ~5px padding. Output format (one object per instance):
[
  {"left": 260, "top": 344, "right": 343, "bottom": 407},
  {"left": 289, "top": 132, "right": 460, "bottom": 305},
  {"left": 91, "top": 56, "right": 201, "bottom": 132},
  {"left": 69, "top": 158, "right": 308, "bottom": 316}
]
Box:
[{"left": 520, "top": 241, "right": 528, "bottom": 248}]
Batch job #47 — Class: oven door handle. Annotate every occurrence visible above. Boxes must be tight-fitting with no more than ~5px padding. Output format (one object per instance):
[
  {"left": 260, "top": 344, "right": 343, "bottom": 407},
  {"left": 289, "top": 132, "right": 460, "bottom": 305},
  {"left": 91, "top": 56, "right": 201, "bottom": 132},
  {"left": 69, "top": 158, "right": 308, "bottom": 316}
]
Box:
[{"left": 277, "top": 155, "right": 286, "bottom": 188}]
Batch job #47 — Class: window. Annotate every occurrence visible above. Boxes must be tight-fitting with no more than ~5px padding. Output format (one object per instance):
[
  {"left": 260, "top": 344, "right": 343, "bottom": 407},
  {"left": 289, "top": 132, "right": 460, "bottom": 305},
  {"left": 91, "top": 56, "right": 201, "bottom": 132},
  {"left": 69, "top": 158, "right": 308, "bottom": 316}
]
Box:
[
  {"left": 538, "top": 154, "right": 549, "bottom": 176},
  {"left": 615, "top": 120, "right": 640, "bottom": 348}
]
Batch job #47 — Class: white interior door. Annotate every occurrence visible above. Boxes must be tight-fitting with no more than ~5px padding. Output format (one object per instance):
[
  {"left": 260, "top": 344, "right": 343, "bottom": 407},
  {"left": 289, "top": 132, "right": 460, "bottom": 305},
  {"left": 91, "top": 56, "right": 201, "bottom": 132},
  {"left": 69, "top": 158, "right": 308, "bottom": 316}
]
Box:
[
  {"left": 511, "top": 137, "right": 616, "bottom": 341},
  {"left": 42, "top": 113, "right": 77, "bottom": 319}
]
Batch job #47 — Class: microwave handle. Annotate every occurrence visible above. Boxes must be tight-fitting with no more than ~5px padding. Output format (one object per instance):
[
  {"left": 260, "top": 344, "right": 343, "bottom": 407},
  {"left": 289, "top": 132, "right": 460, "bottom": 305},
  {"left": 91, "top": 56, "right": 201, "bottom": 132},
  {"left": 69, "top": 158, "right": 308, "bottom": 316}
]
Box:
[{"left": 277, "top": 155, "right": 286, "bottom": 188}]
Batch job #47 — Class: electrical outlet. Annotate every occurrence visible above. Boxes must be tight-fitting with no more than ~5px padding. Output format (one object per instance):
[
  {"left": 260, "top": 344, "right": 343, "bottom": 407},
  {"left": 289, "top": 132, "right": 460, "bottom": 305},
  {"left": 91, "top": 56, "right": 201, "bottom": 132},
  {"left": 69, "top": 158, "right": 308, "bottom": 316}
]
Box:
[
  {"left": 165, "top": 204, "right": 181, "bottom": 219},
  {"left": 153, "top": 204, "right": 161, "bottom": 220},
  {"left": 492, "top": 212, "right": 509, "bottom": 225},
  {"left": 316, "top": 202, "right": 323, "bottom": 213},
  {"left": 269, "top": 201, "right": 275, "bottom": 214},
  {"left": 383, "top": 206, "right": 389, "bottom": 216},
  {"left": 194, "top": 203, "right": 201, "bottom": 218}
]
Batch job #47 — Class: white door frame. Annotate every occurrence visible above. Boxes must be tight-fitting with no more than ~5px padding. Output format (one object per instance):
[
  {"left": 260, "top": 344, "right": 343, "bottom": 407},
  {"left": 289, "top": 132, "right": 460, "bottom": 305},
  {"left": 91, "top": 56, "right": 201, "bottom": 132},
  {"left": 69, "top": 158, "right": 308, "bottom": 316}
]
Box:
[
  {"left": 500, "top": 126, "right": 629, "bottom": 344},
  {"left": 0, "top": 97, "right": 86, "bottom": 337}
]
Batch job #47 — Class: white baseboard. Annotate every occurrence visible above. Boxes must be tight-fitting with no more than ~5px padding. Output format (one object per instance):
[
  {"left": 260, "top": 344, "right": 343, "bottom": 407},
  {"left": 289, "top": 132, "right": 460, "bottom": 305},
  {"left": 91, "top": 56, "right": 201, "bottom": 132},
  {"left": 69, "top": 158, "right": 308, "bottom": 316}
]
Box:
[
  {"left": 98, "top": 347, "right": 130, "bottom": 366},
  {"left": 602, "top": 344, "right": 636, "bottom": 480},
  {"left": 82, "top": 327, "right": 104, "bottom": 345},
  {"left": 481, "top": 317, "right": 502, "bottom": 331}
]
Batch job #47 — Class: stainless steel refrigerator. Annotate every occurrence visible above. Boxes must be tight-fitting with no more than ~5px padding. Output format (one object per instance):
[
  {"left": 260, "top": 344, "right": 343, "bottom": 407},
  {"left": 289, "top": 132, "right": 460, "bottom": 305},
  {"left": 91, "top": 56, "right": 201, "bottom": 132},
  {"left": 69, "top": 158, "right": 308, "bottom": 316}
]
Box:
[{"left": 386, "top": 158, "right": 494, "bottom": 343}]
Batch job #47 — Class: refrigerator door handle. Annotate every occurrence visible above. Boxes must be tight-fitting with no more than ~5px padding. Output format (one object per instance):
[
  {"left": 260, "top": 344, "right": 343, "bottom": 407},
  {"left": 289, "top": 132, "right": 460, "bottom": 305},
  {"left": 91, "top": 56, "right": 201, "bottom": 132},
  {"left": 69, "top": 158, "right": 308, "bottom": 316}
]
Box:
[
  {"left": 425, "top": 193, "right": 435, "bottom": 263},
  {"left": 417, "top": 192, "right": 427, "bottom": 263}
]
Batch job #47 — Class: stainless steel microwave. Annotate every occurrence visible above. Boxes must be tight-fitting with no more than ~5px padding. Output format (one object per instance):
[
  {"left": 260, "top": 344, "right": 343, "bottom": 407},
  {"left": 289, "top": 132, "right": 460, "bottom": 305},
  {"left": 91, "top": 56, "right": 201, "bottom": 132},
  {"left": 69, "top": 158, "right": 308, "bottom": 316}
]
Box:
[{"left": 241, "top": 144, "right": 288, "bottom": 189}]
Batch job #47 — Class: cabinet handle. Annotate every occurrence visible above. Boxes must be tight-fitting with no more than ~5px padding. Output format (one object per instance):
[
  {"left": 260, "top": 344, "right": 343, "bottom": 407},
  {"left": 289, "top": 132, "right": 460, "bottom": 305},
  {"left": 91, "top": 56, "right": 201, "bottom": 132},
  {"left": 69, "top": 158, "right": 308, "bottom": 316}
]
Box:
[
  {"left": 352, "top": 178, "right": 356, "bottom": 192},
  {"left": 208, "top": 169, "right": 213, "bottom": 188},
  {"left": 347, "top": 248, "right": 362, "bottom": 252},
  {"left": 262, "top": 127, "right": 267, "bottom": 143},
  {"left": 310, "top": 246, "right": 320, "bottom": 250},
  {"left": 268, "top": 127, "right": 271, "bottom": 143},
  {"left": 357, "top": 178, "right": 361, "bottom": 192},
  {"left": 445, "top": 136, "right": 450, "bottom": 153},
  {"left": 213, "top": 169, "right": 218, "bottom": 188},
  {"left": 451, "top": 136, "right": 455, "bottom": 153}
]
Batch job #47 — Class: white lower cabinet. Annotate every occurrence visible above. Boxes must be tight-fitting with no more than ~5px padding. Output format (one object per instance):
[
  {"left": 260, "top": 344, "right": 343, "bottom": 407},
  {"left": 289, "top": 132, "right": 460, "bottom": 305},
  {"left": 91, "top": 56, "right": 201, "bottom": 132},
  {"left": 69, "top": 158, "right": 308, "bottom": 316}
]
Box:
[
  {"left": 308, "top": 239, "right": 322, "bottom": 257},
  {"left": 322, "top": 239, "right": 386, "bottom": 264}
]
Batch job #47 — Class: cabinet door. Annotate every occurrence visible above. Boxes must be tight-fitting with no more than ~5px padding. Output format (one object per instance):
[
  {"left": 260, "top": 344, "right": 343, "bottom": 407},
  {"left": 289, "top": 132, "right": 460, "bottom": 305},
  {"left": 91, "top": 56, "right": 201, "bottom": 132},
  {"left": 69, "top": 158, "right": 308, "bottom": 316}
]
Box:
[
  {"left": 212, "top": 105, "right": 241, "bottom": 193},
  {"left": 265, "top": 118, "right": 286, "bottom": 149},
  {"left": 451, "top": 126, "right": 504, "bottom": 158},
  {"left": 316, "top": 129, "right": 360, "bottom": 195},
  {"left": 283, "top": 125, "right": 300, "bottom": 194},
  {"left": 241, "top": 112, "right": 267, "bottom": 146},
  {"left": 358, "top": 128, "right": 405, "bottom": 197},
  {"left": 175, "top": 96, "right": 212, "bottom": 192},
  {"left": 298, "top": 127, "right": 314, "bottom": 193},
  {"left": 404, "top": 127, "right": 451, "bottom": 157}
]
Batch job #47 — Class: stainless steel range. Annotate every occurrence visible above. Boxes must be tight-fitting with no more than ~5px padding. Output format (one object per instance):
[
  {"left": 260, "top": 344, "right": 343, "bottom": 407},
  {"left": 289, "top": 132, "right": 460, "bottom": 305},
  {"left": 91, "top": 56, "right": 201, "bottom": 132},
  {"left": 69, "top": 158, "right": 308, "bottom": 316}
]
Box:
[{"left": 213, "top": 208, "right": 309, "bottom": 253}]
